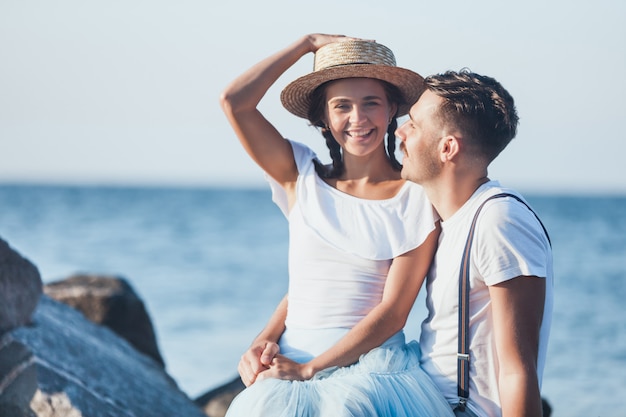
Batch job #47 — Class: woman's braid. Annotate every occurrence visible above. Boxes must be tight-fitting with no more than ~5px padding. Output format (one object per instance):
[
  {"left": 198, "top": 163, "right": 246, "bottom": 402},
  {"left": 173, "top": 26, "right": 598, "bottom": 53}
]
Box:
[
  {"left": 386, "top": 118, "right": 402, "bottom": 171},
  {"left": 314, "top": 127, "right": 344, "bottom": 178}
]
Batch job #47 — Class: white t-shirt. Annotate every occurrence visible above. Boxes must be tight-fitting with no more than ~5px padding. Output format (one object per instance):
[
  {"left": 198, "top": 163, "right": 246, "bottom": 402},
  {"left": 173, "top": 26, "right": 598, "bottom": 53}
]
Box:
[
  {"left": 267, "top": 140, "right": 436, "bottom": 360},
  {"left": 419, "top": 181, "right": 554, "bottom": 417}
]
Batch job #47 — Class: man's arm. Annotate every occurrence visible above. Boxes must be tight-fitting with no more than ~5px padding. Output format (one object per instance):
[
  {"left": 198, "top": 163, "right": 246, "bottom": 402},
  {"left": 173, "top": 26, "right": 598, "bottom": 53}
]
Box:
[{"left": 489, "top": 275, "right": 545, "bottom": 417}]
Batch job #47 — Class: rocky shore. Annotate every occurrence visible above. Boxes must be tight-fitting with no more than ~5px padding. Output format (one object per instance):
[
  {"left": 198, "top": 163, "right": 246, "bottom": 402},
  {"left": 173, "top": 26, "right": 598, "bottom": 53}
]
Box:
[
  {"left": 0, "top": 236, "right": 552, "bottom": 416},
  {"left": 0, "top": 238, "right": 242, "bottom": 417}
]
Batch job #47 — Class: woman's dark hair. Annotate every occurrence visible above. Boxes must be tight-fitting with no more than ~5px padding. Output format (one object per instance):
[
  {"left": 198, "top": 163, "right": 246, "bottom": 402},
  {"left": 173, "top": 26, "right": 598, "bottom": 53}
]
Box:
[{"left": 307, "top": 79, "right": 404, "bottom": 179}]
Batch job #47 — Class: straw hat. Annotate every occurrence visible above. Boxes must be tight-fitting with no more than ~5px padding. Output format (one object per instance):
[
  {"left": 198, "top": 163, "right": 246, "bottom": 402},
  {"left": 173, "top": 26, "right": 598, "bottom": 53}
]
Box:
[{"left": 280, "top": 40, "right": 424, "bottom": 119}]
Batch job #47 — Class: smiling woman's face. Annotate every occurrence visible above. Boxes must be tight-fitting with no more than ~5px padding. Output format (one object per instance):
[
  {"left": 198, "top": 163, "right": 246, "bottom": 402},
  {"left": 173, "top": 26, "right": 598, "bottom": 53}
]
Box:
[{"left": 323, "top": 78, "right": 396, "bottom": 158}]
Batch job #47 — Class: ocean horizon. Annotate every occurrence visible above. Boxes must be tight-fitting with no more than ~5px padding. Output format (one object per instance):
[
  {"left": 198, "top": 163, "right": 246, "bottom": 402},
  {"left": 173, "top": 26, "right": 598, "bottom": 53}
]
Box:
[{"left": 1, "top": 183, "right": 624, "bottom": 417}]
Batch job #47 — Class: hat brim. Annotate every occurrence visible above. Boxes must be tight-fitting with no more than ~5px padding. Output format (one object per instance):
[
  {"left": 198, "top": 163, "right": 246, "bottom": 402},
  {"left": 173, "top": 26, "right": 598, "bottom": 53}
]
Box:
[{"left": 280, "top": 64, "right": 425, "bottom": 119}]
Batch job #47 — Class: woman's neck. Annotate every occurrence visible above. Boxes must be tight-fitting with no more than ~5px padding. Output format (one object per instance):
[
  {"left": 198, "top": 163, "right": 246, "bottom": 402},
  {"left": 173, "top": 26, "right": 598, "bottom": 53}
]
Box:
[{"left": 325, "top": 163, "right": 404, "bottom": 200}]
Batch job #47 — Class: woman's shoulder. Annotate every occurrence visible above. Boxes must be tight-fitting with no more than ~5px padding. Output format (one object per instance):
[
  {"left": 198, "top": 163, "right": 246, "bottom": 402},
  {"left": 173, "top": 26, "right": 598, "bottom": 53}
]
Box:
[{"left": 287, "top": 140, "right": 318, "bottom": 172}]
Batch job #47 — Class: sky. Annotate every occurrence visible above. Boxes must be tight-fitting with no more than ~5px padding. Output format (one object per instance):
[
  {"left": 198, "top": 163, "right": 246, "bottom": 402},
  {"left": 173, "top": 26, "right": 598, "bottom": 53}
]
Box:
[{"left": 1, "top": 0, "right": 625, "bottom": 195}]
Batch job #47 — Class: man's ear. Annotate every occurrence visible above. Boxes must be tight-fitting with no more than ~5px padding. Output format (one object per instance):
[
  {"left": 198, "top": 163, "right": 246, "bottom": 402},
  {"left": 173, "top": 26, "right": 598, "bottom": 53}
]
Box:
[{"left": 440, "top": 135, "right": 461, "bottom": 162}]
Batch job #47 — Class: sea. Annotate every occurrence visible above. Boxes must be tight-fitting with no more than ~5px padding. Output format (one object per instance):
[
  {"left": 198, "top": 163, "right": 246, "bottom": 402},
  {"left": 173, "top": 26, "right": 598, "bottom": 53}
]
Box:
[{"left": 0, "top": 184, "right": 624, "bottom": 417}]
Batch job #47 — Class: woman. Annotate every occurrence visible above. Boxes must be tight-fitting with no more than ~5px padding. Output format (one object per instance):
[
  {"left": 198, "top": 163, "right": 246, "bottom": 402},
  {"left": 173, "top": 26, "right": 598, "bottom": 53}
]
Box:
[{"left": 219, "top": 34, "right": 453, "bottom": 416}]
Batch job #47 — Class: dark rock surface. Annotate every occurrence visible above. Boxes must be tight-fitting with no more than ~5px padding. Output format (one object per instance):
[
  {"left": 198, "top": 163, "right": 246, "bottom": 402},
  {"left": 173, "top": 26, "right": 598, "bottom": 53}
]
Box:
[
  {"left": 0, "top": 240, "right": 207, "bottom": 416},
  {"left": 195, "top": 376, "right": 244, "bottom": 417},
  {"left": 0, "top": 239, "right": 42, "bottom": 333},
  {"left": 44, "top": 274, "right": 164, "bottom": 366},
  {"left": 6, "top": 295, "right": 207, "bottom": 417},
  {"left": 0, "top": 337, "right": 37, "bottom": 417}
]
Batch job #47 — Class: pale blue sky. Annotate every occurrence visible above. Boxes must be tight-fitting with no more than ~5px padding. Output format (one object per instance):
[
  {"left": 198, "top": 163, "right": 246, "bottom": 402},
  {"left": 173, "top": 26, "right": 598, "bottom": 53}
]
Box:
[{"left": 1, "top": 0, "right": 624, "bottom": 194}]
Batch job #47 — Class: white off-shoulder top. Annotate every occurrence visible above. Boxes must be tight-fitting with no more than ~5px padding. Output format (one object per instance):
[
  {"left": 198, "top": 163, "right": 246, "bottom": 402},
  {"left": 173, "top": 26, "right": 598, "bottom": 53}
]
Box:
[{"left": 267, "top": 140, "right": 436, "bottom": 333}]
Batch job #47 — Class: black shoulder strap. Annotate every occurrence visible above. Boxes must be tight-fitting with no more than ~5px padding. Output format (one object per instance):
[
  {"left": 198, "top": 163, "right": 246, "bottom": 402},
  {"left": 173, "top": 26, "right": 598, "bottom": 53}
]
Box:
[{"left": 457, "top": 193, "right": 551, "bottom": 410}]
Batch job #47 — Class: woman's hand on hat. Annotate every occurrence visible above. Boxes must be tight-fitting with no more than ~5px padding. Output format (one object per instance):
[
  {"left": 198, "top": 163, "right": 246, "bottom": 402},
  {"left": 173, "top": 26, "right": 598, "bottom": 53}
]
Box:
[{"left": 305, "top": 33, "right": 372, "bottom": 53}]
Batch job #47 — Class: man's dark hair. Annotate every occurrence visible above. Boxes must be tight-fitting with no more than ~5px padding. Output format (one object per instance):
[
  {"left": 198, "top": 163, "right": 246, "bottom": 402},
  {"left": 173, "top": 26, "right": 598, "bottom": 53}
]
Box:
[{"left": 424, "top": 69, "right": 519, "bottom": 162}]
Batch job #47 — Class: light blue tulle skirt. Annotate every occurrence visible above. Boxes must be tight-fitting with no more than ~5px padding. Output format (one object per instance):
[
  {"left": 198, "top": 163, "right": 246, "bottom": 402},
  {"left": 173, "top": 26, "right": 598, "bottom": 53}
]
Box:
[{"left": 225, "top": 339, "right": 454, "bottom": 417}]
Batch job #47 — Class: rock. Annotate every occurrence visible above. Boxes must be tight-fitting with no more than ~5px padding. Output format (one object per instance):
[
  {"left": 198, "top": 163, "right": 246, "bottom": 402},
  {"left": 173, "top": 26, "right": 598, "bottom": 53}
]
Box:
[
  {"left": 195, "top": 376, "right": 244, "bottom": 417},
  {"left": 0, "top": 238, "right": 42, "bottom": 333},
  {"left": 6, "top": 295, "right": 207, "bottom": 417},
  {"left": 44, "top": 274, "right": 164, "bottom": 367},
  {"left": 0, "top": 338, "right": 37, "bottom": 417},
  {"left": 30, "top": 390, "right": 81, "bottom": 417}
]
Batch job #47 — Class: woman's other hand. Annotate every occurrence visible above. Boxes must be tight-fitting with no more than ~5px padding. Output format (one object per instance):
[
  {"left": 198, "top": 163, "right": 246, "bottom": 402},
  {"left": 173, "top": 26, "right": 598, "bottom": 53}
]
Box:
[
  {"left": 256, "top": 354, "right": 316, "bottom": 382},
  {"left": 238, "top": 341, "right": 280, "bottom": 386}
]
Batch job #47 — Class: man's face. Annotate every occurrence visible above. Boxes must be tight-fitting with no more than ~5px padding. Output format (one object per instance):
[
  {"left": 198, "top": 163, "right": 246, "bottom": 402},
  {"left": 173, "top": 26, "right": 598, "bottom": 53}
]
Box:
[{"left": 396, "top": 90, "right": 445, "bottom": 185}]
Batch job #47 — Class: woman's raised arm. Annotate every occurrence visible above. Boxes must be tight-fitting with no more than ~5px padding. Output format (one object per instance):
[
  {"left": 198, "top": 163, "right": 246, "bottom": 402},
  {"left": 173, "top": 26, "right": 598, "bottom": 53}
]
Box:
[{"left": 219, "top": 34, "right": 350, "bottom": 189}]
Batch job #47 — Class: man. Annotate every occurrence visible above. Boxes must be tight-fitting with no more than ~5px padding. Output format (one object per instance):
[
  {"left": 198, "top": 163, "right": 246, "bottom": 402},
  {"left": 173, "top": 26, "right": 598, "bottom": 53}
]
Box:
[{"left": 395, "top": 69, "right": 553, "bottom": 417}]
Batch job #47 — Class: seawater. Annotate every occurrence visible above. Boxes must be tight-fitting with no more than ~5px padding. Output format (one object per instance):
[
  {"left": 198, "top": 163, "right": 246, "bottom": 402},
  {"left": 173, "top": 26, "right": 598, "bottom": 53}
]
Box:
[{"left": 0, "top": 184, "right": 624, "bottom": 417}]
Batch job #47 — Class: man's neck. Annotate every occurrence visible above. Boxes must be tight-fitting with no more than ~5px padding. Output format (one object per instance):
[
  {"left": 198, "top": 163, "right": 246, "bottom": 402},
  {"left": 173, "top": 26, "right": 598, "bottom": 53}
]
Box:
[{"left": 425, "top": 175, "right": 490, "bottom": 221}]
